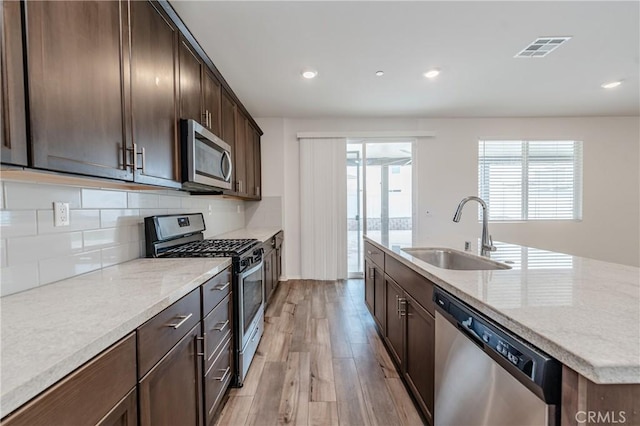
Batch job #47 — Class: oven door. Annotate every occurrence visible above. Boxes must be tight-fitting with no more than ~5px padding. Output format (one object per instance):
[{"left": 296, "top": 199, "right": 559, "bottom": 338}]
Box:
[{"left": 238, "top": 260, "right": 264, "bottom": 349}]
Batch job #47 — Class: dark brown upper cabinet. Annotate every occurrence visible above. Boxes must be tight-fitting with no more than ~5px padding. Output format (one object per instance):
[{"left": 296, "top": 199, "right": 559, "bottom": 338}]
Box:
[
  {"left": 130, "top": 0, "right": 181, "bottom": 188},
  {"left": 178, "top": 37, "right": 222, "bottom": 138},
  {"left": 220, "top": 87, "right": 236, "bottom": 185},
  {"left": 178, "top": 36, "right": 203, "bottom": 125},
  {"left": 1, "top": 0, "right": 28, "bottom": 166},
  {"left": 234, "top": 109, "right": 248, "bottom": 196},
  {"left": 25, "top": 0, "right": 133, "bottom": 181},
  {"left": 203, "top": 69, "right": 221, "bottom": 137}
]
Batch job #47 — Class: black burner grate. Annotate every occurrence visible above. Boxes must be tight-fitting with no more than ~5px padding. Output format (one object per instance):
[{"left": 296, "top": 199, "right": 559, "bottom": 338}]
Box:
[{"left": 162, "top": 238, "right": 258, "bottom": 258}]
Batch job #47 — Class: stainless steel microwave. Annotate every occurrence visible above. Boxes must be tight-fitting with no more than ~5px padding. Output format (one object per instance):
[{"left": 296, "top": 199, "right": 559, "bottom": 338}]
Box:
[{"left": 181, "top": 119, "right": 232, "bottom": 192}]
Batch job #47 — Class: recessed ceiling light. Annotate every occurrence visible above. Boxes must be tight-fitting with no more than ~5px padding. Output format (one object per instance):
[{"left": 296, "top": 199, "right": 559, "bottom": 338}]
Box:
[
  {"left": 375, "top": 71, "right": 385, "bottom": 77},
  {"left": 601, "top": 81, "right": 622, "bottom": 89},
  {"left": 424, "top": 69, "right": 440, "bottom": 79},
  {"left": 301, "top": 69, "right": 318, "bottom": 79}
]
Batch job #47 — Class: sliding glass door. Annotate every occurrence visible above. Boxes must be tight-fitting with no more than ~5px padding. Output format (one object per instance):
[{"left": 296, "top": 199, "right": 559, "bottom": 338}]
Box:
[{"left": 347, "top": 141, "right": 413, "bottom": 277}]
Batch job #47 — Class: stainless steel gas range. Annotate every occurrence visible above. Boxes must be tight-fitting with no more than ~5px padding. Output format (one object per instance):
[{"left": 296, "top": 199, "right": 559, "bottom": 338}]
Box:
[{"left": 144, "top": 213, "right": 264, "bottom": 386}]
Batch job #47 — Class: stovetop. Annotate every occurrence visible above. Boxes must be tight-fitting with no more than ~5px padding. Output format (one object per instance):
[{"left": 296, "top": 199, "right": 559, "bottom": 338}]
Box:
[{"left": 160, "top": 238, "right": 259, "bottom": 258}]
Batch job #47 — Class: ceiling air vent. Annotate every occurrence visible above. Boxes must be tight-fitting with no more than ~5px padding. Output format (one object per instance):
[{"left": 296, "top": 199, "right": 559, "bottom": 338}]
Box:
[{"left": 515, "top": 37, "right": 571, "bottom": 58}]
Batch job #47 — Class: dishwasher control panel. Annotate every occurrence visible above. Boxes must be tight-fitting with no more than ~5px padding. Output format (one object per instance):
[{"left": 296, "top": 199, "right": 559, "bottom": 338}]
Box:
[{"left": 433, "top": 288, "right": 561, "bottom": 404}]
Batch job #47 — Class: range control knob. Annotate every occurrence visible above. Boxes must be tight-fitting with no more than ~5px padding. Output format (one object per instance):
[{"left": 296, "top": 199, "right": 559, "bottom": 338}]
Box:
[{"left": 482, "top": 333, "right": 490, "bottom": 343}]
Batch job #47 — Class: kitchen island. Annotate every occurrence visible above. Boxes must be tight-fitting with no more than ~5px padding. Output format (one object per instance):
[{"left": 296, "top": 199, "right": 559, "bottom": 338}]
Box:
[{"left": 364, "top": 234, "right": 640, "bottom": 425}]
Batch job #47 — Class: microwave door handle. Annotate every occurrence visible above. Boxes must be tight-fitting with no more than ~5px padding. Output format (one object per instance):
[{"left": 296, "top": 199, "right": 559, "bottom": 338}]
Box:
[{"left": 221, "top": 150, "right": 233, "bottom": 182}]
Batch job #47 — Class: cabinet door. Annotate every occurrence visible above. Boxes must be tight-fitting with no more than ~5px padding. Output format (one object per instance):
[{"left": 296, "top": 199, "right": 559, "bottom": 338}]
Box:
[
  {"left": 97, "top": 388, "right": 137, "bottom": 426},
  {"left": 384, "top": 275, "right": 404, "bottom": 367},
  {"left": 405, "top": 294, "right": 435, "bottom": 424},
  {"left": 263, "top": 247, "right": 274, "bottom": 303},
  {"left": 270, "top": 247, "right": 279, "bottom": 294},
  {"left": 130, "top": 0, "right": 180, "bottom": 188},
  {"left": 203, "top": 69, "right": 221, "bottom": 136},
  {"left": 253, "top": 126, "right": 262, "bottom": 199},
  {"left": 179, "top": 37, "right": 203, "bottom": 125},
  {"left": 25, "top": 0, "right": 132, "bottom": 180},
  {"left": 364, "top": 258, "right": 375, "bottom": 315},
  {"left": 139, "top": 323, "right": 203, "bottom": 426},
  {"left": 1, "top": 0, "right": 28, "bottom": 166},
  {"left": 220, "top": 88, "right": 236, "bottom": 185},
  {"left": 373, "top": 265, "right": 385, "bottom": 331},
  {"left": 234, "top": 109, "right": 247, "bottom": 195},
  {"left": 245, "top": 120, "right": 255, "bottom": 198}
]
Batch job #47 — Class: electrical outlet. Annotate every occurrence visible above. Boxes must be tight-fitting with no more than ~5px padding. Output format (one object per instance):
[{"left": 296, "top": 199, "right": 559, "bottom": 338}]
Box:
[{"left": 54, "top": 202, "right": 70, "bottom": 227}]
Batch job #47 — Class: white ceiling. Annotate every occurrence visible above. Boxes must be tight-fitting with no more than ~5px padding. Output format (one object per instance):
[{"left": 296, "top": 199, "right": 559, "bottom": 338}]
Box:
[{"left": 170, "top": 1, "right": 640, "bottom": 118}]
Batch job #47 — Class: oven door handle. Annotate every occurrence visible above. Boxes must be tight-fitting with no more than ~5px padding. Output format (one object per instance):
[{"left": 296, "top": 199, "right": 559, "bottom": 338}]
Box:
[{"left": 240, "top": 260, "right": 263, "bottom": 279}]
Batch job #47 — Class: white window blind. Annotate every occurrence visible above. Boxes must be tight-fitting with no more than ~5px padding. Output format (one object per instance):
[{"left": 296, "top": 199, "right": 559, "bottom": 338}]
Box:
[{"left": 479, "top": 140, "right": 583, "bottom": 221}]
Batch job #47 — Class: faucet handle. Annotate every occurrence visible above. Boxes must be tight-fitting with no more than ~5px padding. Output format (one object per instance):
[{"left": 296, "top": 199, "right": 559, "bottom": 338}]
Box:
[{"left": 488, "top": 235, "right": 497, "bottom": 251}]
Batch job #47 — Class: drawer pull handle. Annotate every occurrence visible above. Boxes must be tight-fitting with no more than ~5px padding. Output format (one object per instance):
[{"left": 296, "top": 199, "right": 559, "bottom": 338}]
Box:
[
  {"left": 166, "top": 313, "right": 193, "bottom": 329},
  {"left": 213, "top": 320, "right": 230, "bottom": 332},
  {"left": 213, "top": 282, "right": 230, "bottom": 291},
  {"left": 214, "top": 366, "right": 231, "bottom": 382},
  {"left": 196, "top": 334, "right": 206, "bottom": 357},
  {"left": 250, "top": 326, "right": 260, "bottom": 342},
  {"left": 367, "top": 250, "right": 372, "bottom": 255}
]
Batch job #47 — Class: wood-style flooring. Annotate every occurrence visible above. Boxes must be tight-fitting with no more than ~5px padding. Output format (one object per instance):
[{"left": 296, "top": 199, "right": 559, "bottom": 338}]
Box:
[{"left": 215, "top": 279, "right": 424, "bottom": 426}]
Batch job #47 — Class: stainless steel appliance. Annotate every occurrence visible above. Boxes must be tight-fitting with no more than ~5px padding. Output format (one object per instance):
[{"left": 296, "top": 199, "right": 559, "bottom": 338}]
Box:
[
  {"left": 181, "top": 119, "right": 232, "bottom": 192},
  {"left": 145, "top": 213, "right": 264, "bottom": 386},
  {"left": 433, "top": 288, "right": 561, "bottom": 426}
]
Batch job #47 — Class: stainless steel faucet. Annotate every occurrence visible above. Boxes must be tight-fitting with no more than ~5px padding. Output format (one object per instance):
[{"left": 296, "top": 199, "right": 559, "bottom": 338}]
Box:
[{"left": 453, "top": 196, "right": 496, "bottom": 257}]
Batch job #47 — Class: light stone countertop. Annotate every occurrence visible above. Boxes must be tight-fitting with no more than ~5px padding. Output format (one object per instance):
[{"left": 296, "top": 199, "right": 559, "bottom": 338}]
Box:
[
  {"left": 215, "top": 227, "right": 282, "bottom": 243},
  {"left": 365, "top": 235, "right": 640, "bottom": 385},
  {"left": 0, "top": 257, "right": 231, "bottom": 417}
]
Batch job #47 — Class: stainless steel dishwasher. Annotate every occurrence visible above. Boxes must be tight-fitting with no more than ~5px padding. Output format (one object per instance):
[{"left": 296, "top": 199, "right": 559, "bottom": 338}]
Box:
[{"left": 433, "top": 288, "right": 561, "bottom": 426}]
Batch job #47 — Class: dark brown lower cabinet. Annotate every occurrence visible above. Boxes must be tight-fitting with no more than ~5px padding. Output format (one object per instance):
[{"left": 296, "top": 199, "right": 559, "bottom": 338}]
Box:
[
  {"left": 139, "top": 323, "right": 203, "bottom": 426},
  {"left": 2, "top": 334, "right": 137, "bottom": 426},
  {"left": 404, "top": 293, "right": 435, "bottom": 425},
  {"left": 264, "top": 245, "right": 276, "bottom": 303},
  {"left": 97, "top": 388, "right": 138, "bottom": 426},
  {"left": 384, "top": 275, "right": 404, "bottom": 366},
  {"left": 364, "top": 258, "right": 375, "bottom": 314}
]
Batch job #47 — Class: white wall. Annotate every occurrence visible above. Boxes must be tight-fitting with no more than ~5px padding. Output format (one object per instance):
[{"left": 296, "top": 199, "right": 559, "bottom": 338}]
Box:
[
  {"left": 0, "top": 179, "right": 245, "bottom": 296},
  {"left": 255, "top": 116, "right": 640, "bottom": 278}
]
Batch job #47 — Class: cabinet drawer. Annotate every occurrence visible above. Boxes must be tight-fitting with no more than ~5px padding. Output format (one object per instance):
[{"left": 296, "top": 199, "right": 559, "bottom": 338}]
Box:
[
  {"left": 3, "top": 333, "right": 136, "bottom": 426},
  {"left": 204, "top": 335, "right": 233, "bottom": 424},
  {"left": 203, "top": 292, "right": 232, "bottom": 371},
  {"left": 202, "top": 267, "right": 232, "bottom": 316},
  {"left": 364, "top": 241, "right": 385, "bottom": 268},
  {"left": 137, "top": 288, "right": 201, "bottom": 378},
  {"left": 385, "top": 255, "right": 434, "bottom": 316}
]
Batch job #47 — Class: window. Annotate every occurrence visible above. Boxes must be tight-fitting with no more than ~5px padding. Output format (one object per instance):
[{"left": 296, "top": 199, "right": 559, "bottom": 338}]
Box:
[{"left": 478, "top": 140, "right": 583, "bottom": 221}]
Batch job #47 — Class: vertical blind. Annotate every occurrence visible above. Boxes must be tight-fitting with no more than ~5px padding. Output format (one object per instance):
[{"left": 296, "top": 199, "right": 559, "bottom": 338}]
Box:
[{"left": 479, "top": 140, "right": 583, "bottom": 221}]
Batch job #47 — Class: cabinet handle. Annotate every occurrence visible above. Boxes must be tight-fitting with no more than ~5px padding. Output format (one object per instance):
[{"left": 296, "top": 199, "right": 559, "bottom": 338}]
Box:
[
  {"left": 196, "top": 334, "right": 206, "bottom": 357},
  {"left": 367, "top": 250, "right": 372, "bottom": 255},
  {"left": 237, "top": 180, "right": 244, "bottom": 193},
  {"left": 209, "top": 111, "right": 213, "bottom": 128},
  {"left": 202, "top": 111, "right": 208, "bottom": 127},
  {"left": 256, "top": 186, "right": 260, "bottom": 197},
  {"left": 212, "top": 282, "right": 230, "bottom": 291},
  {"left": 214, "top": 366, "right": 231, "bottom": 382},
  {"left": 166, "top": 313, "right": 193, "bottom": 329},
  {"left": 213, "top": 319, "right": 229, "bottom": 332},
  {"left": 125, "top": 143, "right": 145, "bottom": 173},
  {"left": 368, "top": 267, "right": 375, "bottom": 279},
  {"left": 140, "top": 146, "right": 146, "bottom": 174},
  {"left": 399, "top": 298, "right": 407, "bottom": 317}
]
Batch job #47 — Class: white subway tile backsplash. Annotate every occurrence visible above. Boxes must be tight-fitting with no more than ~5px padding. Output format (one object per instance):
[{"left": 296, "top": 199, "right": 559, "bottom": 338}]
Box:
[
  {"left": 0, "top": 181, "right": 245, "bottom": 296},
  {"left": 82, "top": 189, "right": 127, "bottom": 209},
  {"left": 39, "top": 250, "right": 102, "bottom": 285},
  {"left": 4, "top": 181, "right": 81, "bottom": 209},
  {"left": 101, "top": 242, "right": 139, "bottom": 268},
  {"left": 37, "top": 210, "right": 100, "bottom": 234},
  {"left": 158, "top": 195, "right": 182, "bottom": 208},
  {"left": 1, "top": 263, "right": 40, "bottom": 296},
  {"left": 100, "top": 209, "right": 140, "bottom": 228},
  {"left": 0, "top": 211, "right": 37, "bottom": 238},
  {"left": 8, "top": 232, "right": 84, "bottom": 266},
  {"left": 128, "top": 192, "right": 159, "bottom": 209},
  {"left": 83, "top": 227, "right": 130, "bottom": 249},
  {"left": 0, "top": 239, "right": 6, "bottom": 268}
]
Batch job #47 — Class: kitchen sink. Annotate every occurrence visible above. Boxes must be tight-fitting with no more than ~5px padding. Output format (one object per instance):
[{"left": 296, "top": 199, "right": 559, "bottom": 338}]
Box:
[{"left": 401, "top": 247, "right": 511, "bottom": 271}]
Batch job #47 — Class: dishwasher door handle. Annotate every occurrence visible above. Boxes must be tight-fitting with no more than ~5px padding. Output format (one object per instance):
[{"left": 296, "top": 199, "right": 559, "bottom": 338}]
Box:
[{"left": 458, "top": 323, "right": 485, "bottom": 348}]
